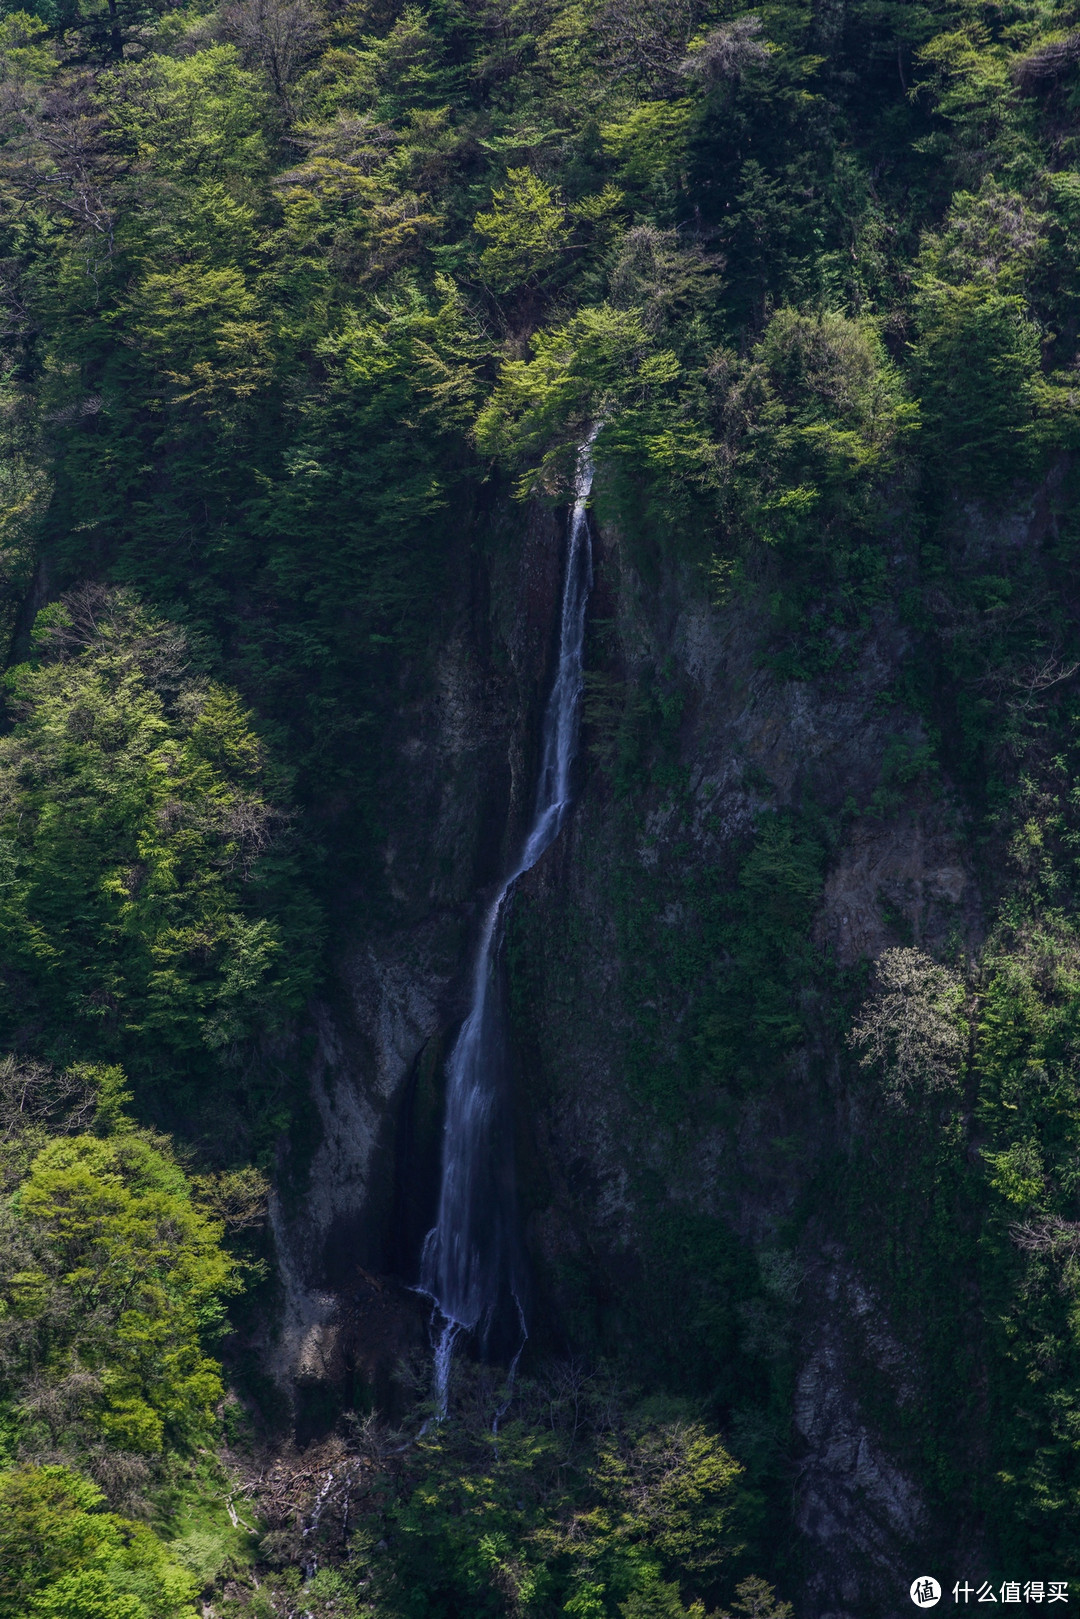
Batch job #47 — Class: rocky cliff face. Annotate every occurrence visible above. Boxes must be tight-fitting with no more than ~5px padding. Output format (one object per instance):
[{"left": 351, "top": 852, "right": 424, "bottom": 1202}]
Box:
[
  {"left": 507, "top": 518, "right": 984, "bottom": 1616},
  {"left": 269, "top": 494, "right": 983, "bottom": 1613},
  {"left": 267, "top": 500, "right": 569, "bottom": 1416}
]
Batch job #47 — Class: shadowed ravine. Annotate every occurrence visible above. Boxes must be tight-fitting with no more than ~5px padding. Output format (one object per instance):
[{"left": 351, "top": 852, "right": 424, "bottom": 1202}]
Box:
[{"left": 419, "top": 434, "right": 598, "bottom": 1413}]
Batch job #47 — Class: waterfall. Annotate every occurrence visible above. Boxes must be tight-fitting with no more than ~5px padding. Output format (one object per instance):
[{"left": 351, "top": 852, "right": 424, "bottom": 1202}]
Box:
[{"left": 419, "top": 433, "right": 599, "bottom": 1413}]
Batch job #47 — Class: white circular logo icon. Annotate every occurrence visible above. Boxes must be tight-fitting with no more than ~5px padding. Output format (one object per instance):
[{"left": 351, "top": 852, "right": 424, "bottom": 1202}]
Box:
[{"left": 910, "top": 1578, "right": 941, "bottom": 1608}]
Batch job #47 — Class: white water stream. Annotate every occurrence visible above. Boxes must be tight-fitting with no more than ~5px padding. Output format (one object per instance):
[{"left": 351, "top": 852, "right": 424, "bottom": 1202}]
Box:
[{"left": 419, "top": 434, "right": 598, "bottom": 1413}]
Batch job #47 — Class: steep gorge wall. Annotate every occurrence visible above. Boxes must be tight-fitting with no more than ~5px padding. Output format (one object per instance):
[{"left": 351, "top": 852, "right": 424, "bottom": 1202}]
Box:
[
  {"left": 270, "top": 492, "right": 986, "bottom": 1614},
  {"left": 506, "top": 517, "right": 984, "bottom": 1616},
  {"left": 266, "top": 499, "right": 569, "bottom": 1410}
]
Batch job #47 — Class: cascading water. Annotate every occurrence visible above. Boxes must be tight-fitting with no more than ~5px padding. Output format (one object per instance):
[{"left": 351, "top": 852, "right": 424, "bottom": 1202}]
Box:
[{"left": 419, "top": 432, "right": 599, "bottom": 1414}]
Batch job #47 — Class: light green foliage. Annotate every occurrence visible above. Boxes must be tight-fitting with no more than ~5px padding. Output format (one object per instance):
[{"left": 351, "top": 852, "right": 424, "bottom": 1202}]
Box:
[
  {"left": 278, "top": 1567, "right": 366, "bottom": 1616},
  {"left": 0, "top": 12, "right": 55, "bottom": 86},
  {"left": 2, "top": 0, "right": 1080, "bottom": 1600},
  {"left": 122, "top": 262, "right": 270, "bottom": 417},
  {"left": 705, "top": 307, "right": 916, "bottom": 671},
  {"left": 475, "top": 305, "right": 679, "bottom": 495},
  {"left": 619, "top": 1581, "right": 706, "bottom": 1619},
  {"left": 916, "top": 183, "right": 1048, "bottom": 295},
  {"left": 916, "top": 20, "right": 1012, "bottom": 152},
  {"left": 302, "top": 4, "right": 448, "bottom": 123},
  {"left": 0, "top": 1056, "right": 129, "bottom": 1201},
  {"left": 583, "top": 1419, "right": 743, "bottom": 1578},
  {"left": 105, "top": 48, "right": 267, "bottom": 180},
  {"left": 734, "top": 308, "right": 915, "bottom": 532},
  {"left": 1, "top": 1130, "right": 237, "bottom": 1455},
  {"left": 600, "top": 100, "right": 694, "bottom": 210},
  {"left": 0, "top": 587, "right": 316, "bottom": 1082},
  {"left": 480, "top": 300, "right": 914, "bottom": 668},
  {"left": 256, "top": 276, "right": 481, "bottom": 686},
  {"left": 0, "top": 1465, "right": 198, "bottom": 1618},
  {"left": 264, "top": 1365, "right": 753, "bottom": 1619},
  {"left": 713, "top": 1578, "right": 793, "bottom": 1619},
  {"left": 475, "top": 168, "right": 569, "bottom": 292}
]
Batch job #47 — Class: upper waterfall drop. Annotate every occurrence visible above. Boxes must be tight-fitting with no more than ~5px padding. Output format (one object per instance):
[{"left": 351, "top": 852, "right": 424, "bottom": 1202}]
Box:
[{"left": 419, "top": 432, "right": 599, "bottom": 1409}]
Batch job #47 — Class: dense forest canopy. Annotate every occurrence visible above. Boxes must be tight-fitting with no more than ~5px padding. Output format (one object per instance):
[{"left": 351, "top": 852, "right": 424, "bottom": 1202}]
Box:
[{"left": 0, "top": 0, "right": 1079, "bottom": 1611}]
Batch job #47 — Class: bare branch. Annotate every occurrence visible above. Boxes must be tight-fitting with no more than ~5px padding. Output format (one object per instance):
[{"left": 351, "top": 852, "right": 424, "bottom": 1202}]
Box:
[
  {"left": 680, "top": 16, "right": 770, "bottom": 86},
  {"left": 849, "top": 947, "right": 966, "bottom": 1107}
]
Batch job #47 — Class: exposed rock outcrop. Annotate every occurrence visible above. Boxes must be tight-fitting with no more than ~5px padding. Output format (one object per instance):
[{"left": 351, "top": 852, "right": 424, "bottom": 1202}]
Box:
[{"left": 271, "top": 494, "right": 986, "bottom": 1614}]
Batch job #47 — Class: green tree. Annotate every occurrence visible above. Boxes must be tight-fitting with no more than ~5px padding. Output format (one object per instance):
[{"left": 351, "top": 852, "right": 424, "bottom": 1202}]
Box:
[
  {"left": 2, "top": 1130, "right": 237, "bottom": 1455},
  {"left": 0, "top": 1464, "right": 198, "bottom": 1618},
  {"left": 732, "top": 307, "right": 916, "bottom": 544},
  {"left": 710, "top": 307, "right": 916, "bottom": 672},
  {"left": 104, "top": 48, "right": 267, "bottom": 181},
  {"left": 714, "top": 1577, "right": 793, "bottom": 1619},
  {"left": 475, "top": 304, "right": 680, "bottom": 495},
  {"left": 0, "top": 588, "right": 318, "bottom": 1094},
  {"left": 912, "top": 282, "right": 1043, "bottom": 495},
  {"left": 475, "top": 168, "right": 569, "bottom": 293}
]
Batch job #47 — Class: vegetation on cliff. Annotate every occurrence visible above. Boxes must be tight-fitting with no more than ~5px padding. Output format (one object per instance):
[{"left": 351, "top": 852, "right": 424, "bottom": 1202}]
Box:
[{"left": 0, "top": 0, "right": 1077, "bottom": 1609}]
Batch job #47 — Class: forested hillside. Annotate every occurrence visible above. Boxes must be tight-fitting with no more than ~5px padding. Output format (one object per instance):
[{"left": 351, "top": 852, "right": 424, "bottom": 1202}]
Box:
[{"left": 0, "top": 0, "right": 1080, "bottom": 1612}]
